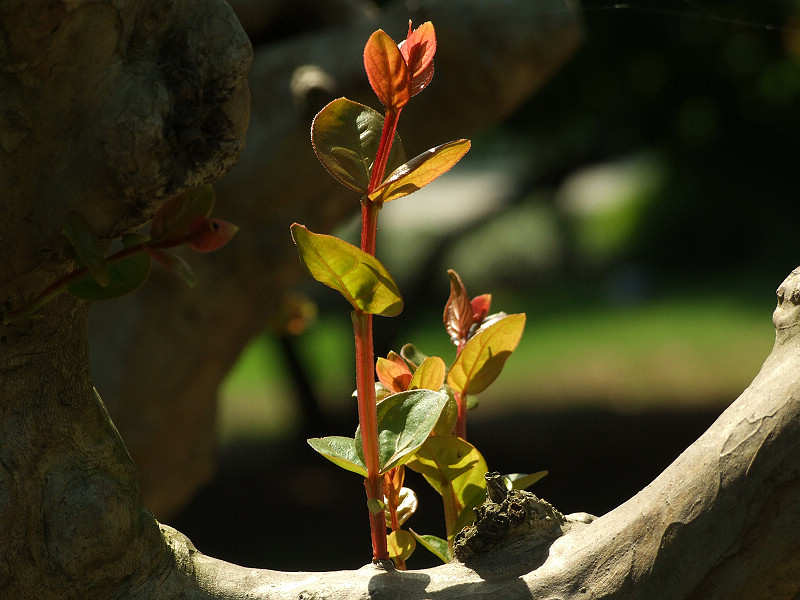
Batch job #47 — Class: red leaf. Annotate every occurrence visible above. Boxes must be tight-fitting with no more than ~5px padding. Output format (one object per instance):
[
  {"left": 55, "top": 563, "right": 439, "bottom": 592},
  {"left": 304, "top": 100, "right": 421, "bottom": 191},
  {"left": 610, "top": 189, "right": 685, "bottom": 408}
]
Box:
[
  {"left": 443, "top": 269, "right": 473, "bottom": 344},
  {"left": 186, "top": 217, "right": 238, "bottom": 253},
  {"left": 364, "top": 29, "right": 411, "bottom": 109},
  {"left": 399, "top": 21, "right": 436, "bottom": 96},
  {"left": 471, "top": 294, "right": 492, "bottom": 326}
]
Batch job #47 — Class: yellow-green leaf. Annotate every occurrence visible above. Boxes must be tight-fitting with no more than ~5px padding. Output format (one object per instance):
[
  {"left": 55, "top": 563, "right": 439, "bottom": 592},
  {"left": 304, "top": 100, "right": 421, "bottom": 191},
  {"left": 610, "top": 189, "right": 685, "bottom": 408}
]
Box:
[
  {"left": 369, "top": 139, "right": 471, "bottom": 204},
  {"left": 409, "top": 530, "right": 451, "bottom": 563},
  {"left": 409, "top": 356, "right": 445, "bottom": 391},
  {"left": 447, "top": 313, "right": 526, "bottom": 395},
  {"left": 290, "top": 224, "right": 403, "bottom": 317},
  {"left": 387, "top": 529, "right": 416, "bottom": 561}
]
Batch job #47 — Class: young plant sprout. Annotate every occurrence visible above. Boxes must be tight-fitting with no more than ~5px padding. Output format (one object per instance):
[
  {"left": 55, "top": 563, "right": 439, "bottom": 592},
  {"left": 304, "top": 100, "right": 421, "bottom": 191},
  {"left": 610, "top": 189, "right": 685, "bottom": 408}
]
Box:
[{"left": 292, "top": 21, "right": 544, "bottom": 567}]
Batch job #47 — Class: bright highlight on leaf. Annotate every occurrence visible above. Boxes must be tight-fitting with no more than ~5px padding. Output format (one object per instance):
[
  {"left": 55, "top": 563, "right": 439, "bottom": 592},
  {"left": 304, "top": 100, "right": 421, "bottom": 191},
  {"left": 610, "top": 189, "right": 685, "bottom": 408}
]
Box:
[
  {"left": 291, "top": 224, "right": 403, "bottom": 317},
  {"left": 369, "top": 140, "right": 471, "bottom": 204},
  {"left": 408, "top": 356, "right": 446, "bottom": 391},
  {"left": 447, "top": 313, "right": 526, "bottom": 395},
  {"left": 311, "top": 98, "right": 407, "bottom": 193},
  {"left": 364, "top": 29, "right": 411, "bottom": 110}
]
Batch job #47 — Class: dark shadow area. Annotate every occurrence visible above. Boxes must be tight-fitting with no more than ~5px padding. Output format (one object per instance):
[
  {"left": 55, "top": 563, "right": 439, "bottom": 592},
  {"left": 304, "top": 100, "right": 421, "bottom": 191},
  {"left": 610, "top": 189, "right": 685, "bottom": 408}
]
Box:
[{"left": 170, "top": 404, "right": 721, "bottom": 571}]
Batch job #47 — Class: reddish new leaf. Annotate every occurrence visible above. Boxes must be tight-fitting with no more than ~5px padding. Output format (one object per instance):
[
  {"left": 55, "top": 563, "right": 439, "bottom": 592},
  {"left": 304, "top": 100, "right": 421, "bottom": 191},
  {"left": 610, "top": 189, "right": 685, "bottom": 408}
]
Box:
[
  {"left": 471, "top": 294, "right": 492, "bottom": 325},
  {"left": 364, "top": 29, "right": 411, "bottom": 109},
  {"left": 443, "top": 269, "right": 473, "bottom": 344},
  {"left": 399, "top": 21, "right": 436, "bottom": 96},
  {"left": 185, "top": 217, "right": 238, "bottom": 253},
  {"left": 377, "top": 351, "right": 413, "bottom": 393}
]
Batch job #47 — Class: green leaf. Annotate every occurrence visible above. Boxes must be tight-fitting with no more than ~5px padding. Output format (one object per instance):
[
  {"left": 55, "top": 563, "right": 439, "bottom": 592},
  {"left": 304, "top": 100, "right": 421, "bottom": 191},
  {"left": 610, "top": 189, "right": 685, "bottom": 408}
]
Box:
[
  {"left": 447, "top": 313, "right": 526, "bottom": 395},
  {"left": 432, "top": 388, "right": 458, "bottom": 436},
  {"left": 409, "top": 356, "right": 445, "bottom": 391},
  {"left": 356, "top": 389, "right": 449, "bottom": 474},
  {"left": 63, "top": 212, "right": 110, "bottom": 287},
  {"left": 290, "top": 224, "right": 403, "bottom": 317},
  {"left": 400, "top": 343, "right": 429, "bottom": 370},
  {"left": 311, "top": 98, "right": 406, "bottom": 193},
  {"left": 387, "top": 529, "right": 416, "bottom": 561},
  {"left": 307, "top": 436, "right": 367, "bottom": 477},
  {"left": 67, "top": 252, "right": 151, "bottom": 301},
  {"left": 369, "top": 139, "right": 471, "bottom": 204},
  {"left": 409, "top": 530, "right": 451, "bottom": 563},
  {"left": 405, "top": 435, "right": 488, "bottom": 538},
  {"left": 367, "top": 498, "right": 386, "bottom": 514},
  {"left": 505, "top": 471, "right": 548, "bottom": 491},
  {"left": 151, "top": 185, "right": 215, "bottom": 241},
  {"left": 364, "top": 29, "right": 411, "bottom": 109}
]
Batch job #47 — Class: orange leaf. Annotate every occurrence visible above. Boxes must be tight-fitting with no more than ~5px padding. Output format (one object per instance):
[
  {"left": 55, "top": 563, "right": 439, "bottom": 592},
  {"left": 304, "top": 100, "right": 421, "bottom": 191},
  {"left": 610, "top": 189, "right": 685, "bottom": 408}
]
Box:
[
  {"left": 377, "top": 351, "right": 413, "bottom": 393},
  {"left": 399, "top": 21, "right": 436, "bottom": 96},
  {"left": 369, "top": 139, "right": 471, "bottom": 204},
  {"left": 364, "top": 29, "right": 411, "bottom": 109}
]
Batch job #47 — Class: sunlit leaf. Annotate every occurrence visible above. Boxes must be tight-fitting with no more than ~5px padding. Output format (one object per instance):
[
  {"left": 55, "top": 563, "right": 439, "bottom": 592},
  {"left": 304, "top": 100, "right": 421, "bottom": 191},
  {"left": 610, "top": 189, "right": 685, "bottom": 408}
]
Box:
[
  {"left": 405, "top": 435, "right": 488, "bottom": 538},
  {"left": 311, "top": 98, "right": 406, "bottom": 193},
  {"left": 386, "top": 487, "right": 418, "bottom": 528},
  {"left": 505, "top": 471, "right": 548, "bottom": 491},
  {"left": 364, "top": 29, "right": 411, "bottom": 109},
  {"left": 376, "top": 351, "right": 412, "bottom": 392},
  {"left": 291, "top": 224, "right": 403, "bottom": 317},
  {"left": 387, "top": 530, "right": 416, "bottom": 561},
  {"left": 68, "top": 253, "right": 151, "bottom": 301},
  {"left": 409, "top": 530, "right": 451, "bottom": 563},
  {"left": 369, "top": 140, "right": 470, "bottom": 204},
  {"left": 151, "top": 185, "right": 215, "bottom": 241},
  {"left": 399, "top": 21, "right": 436, "bottom": 96},
  {"left": 63, "top": 212, "right": 110, "bottom": 287},
  {"left": 447, "top": 313, "right": 526, "bottom": 395},
  {"left": 356, "top": 389, "right": 449, "bottom": 474},
  {"left": 409, "top": 356, "right": 445, "bottom": 391},
  {"left": 307, "top": 436, "right": 367, "bottom": 477}
]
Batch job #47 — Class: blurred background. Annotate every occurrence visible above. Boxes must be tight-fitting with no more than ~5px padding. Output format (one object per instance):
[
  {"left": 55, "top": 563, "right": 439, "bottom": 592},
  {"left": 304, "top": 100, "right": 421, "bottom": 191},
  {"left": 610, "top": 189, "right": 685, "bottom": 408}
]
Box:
[{"left": 167, "top": 0, "right": 800, "bottom": 571}]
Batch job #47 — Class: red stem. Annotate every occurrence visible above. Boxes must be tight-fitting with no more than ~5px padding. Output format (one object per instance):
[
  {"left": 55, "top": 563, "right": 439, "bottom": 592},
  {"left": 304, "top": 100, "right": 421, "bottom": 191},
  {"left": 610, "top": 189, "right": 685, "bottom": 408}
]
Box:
[
  {"left": 454, "top": 338, "right": 468, "bottom": 440},
  {"left": 352, "top": 103, "right": 405, "bottom": 563}
]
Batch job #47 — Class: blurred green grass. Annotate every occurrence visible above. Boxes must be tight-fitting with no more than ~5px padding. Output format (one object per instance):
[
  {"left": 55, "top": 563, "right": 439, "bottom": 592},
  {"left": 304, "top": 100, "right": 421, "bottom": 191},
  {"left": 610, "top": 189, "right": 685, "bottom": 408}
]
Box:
[{"left": 219, "top": 278, "right": 776, "bottom": 442}]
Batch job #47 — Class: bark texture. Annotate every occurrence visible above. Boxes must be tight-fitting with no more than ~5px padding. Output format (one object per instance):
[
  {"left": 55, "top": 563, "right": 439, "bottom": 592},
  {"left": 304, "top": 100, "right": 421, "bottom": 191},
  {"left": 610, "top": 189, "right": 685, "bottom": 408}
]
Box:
[{"left": 87, "top": 0, "right": 584, "bottom": 518}]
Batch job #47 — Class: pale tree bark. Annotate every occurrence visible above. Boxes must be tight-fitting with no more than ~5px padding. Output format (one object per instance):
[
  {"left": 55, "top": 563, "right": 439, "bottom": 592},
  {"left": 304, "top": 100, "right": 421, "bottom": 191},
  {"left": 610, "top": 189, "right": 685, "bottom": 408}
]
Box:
[
  {"left": 5, "top": 0, "right": 799, "bottom": 598},
  {"left": 87, "top": 0, "right": 584, "bottom": 518}
]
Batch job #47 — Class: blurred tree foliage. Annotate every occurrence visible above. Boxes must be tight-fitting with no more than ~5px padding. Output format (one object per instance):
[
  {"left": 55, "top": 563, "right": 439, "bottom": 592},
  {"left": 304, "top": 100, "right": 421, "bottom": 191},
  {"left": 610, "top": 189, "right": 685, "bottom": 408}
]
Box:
[{"left": 503, "top": 0, "right": 800, "bottom": 280}]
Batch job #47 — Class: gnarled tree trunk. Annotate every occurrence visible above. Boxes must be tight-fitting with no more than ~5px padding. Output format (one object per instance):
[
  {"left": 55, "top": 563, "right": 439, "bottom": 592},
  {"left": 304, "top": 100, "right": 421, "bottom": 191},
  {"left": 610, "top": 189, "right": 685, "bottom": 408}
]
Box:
[{"left": 4, "top": 1, "right": 798, "bottom": 598}]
